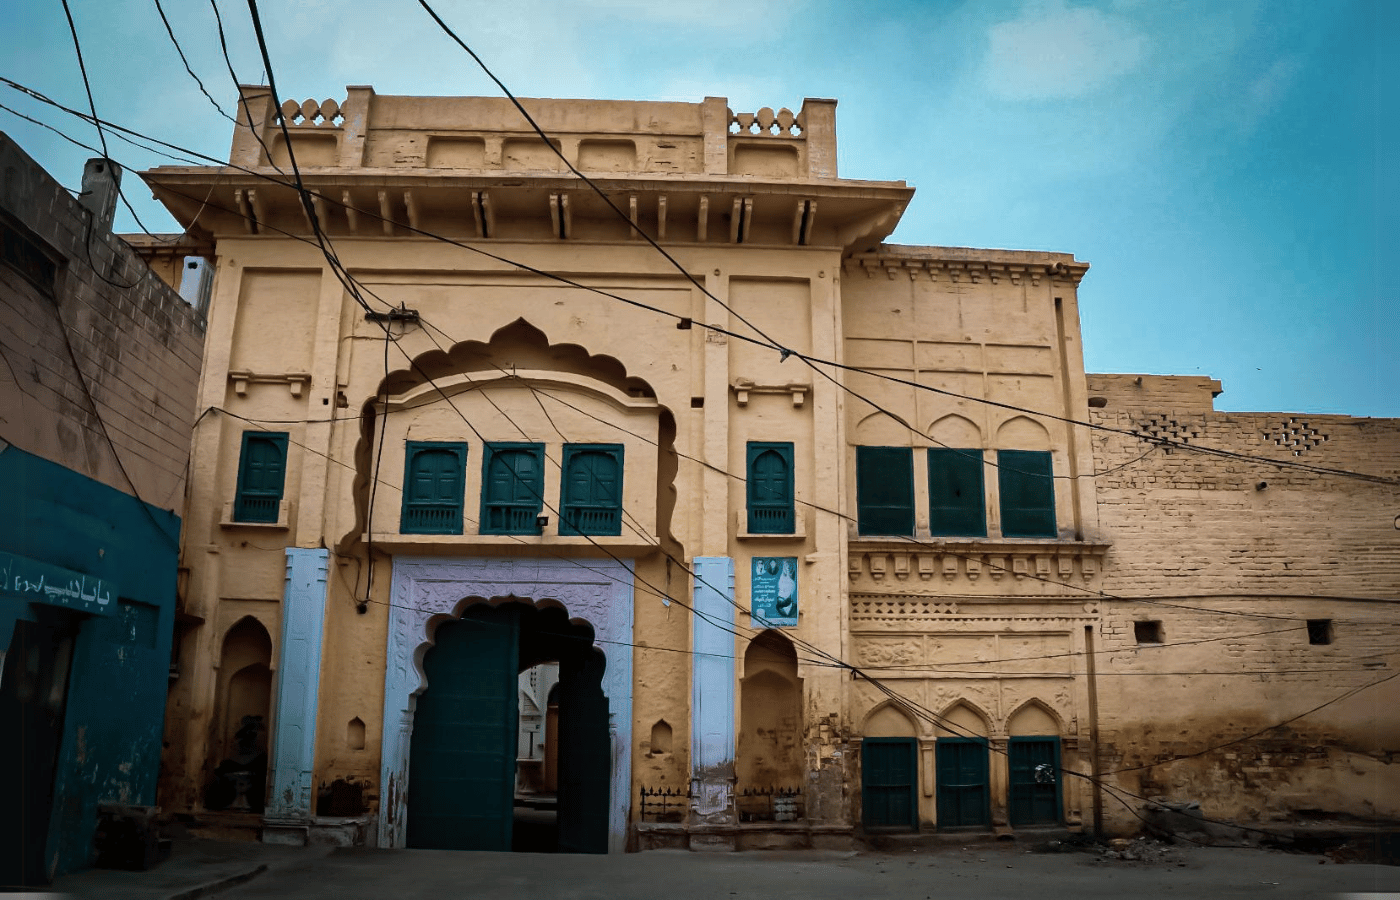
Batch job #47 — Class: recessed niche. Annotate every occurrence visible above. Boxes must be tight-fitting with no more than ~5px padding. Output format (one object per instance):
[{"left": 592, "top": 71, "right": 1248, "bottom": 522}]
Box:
[
  {"left": 578, "top": 139, "right": 637, "bottom": 172},
  {"left": 347, "top": 716, "right": 366, "bottom": 751},
  {"left": 426, "top": 136, "right": 486, "bottom": 168},
  {"left": 650, "top": 719, "right": 672, "bottom": 754}
]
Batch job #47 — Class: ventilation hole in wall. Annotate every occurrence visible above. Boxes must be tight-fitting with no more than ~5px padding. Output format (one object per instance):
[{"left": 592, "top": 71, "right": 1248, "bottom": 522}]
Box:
[
  {"left": 1306, "top": 619, "right": 1333, "bottom": 646},
  {"left": 1134, "top": 620, "right": 1163, "bottom": 644},
  {"left": 1263, "top": 418, "right": 1329, "bottom": 456},
  {"left": 347, "top": 716, "right": 366, "bottom": 751},
  {"left": 650, "top": 719, "right": 673, "bottom": 754},
  {"left": 1133, "top": 414, "right": 1201, "bottom": 452},
  {"left": 691, "top": 397, "right": 704, "bottom": 409}
]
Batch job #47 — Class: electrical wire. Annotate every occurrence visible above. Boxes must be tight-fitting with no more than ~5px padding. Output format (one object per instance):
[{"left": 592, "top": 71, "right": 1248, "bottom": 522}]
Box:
[
  {"left": 12, "top": 109, "right": 1387, "bottom": 630},
  {"left": 4, "top": 79, "right": 1394, "bottom": 489},
  {"left": 154, "top": 0, "right": 239, "bottom": 124},
  {"left": 15, "top": 18, "right": 1395, "bottom": 839},
  {"left": 408, "top": 0, "right": 1400, "bottom": 489}
]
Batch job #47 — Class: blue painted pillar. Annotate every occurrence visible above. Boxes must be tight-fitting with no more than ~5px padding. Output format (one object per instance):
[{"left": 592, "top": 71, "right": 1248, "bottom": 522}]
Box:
[
  {"left": 690, "top": 556, "right": 736, "bottom": 826},
  {"left": 264, "top": 548, "right": 329, "bottom": 842}
]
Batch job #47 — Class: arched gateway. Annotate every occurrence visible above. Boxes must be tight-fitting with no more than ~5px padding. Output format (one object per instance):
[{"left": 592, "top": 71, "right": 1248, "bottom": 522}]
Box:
[{"left": 380, "top": 557, "right": 634, "bottom": 852}]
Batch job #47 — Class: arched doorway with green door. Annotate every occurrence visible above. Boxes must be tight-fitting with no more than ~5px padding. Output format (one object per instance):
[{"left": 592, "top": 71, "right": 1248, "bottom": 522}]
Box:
[
  {"left": 405, "top": 601, "right": 610, "bottom": 853},
  {"left": 379, "top": 557, "right": 635, "bottom": 853}
]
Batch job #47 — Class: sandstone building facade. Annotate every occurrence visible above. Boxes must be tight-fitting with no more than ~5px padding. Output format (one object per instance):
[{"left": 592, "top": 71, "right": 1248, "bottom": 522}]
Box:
[{"left": 141, "top": 88, "right": 1399, "bottom": 852}]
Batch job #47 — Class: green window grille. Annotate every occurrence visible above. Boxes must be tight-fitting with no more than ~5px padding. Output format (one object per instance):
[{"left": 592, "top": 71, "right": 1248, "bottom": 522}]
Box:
[
  {"left": 401, "top": 442, "right": 467, "bottom": 535},
  {"left": 928, "top": 448, "right": 986, "bottom": 537},
  {"left": 233, "top": 431, "right": 288, "bottom": 523},
  {"left": 935, "top": 737, "right": 991, "bottom": 827},
  {"left": 997, "top": 450, "right": 1056, "bottom": 538},
  {"left": 481, "top": 443, "right": 544, "bottom": 535},
  {"left": 861, "top": 737, "right": 919, "bottom": 832},
  {"left": 747, "top": 442, "right": 794, "bottom": 534},
  {"left": 560, "top": 445, "right": 623, "bottom": 536},
  {"left": 856, "top": 447, "right": 914, "bottom": 536},
  {"left": 1008, "top": 737, "right": 1062, "bottom": 826}
]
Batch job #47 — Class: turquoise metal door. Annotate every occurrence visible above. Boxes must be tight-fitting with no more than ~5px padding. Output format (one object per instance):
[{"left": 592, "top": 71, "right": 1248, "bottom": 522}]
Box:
[
  {"left": 936, "top": 738, "right": 990, "bottom": 828},
  {"left": 406, "top": 606, "right": 519, "bottom": 850},
  {"left": 1008, "top": 737, "right": 1061, "bottom": 826},
  {"left": 861, "top": 738, "right": 918, "bottom": 831}
]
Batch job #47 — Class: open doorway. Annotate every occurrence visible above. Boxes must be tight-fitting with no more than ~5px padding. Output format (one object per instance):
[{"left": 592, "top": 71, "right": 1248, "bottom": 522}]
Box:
[{"left": 512, "top": 663, "right": 559, "bottom": 851}]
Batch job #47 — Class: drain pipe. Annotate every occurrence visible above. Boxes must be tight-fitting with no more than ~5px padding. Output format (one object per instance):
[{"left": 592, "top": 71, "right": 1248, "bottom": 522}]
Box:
[{"left": 1084, "top": 624, "right": 1104, "bottom": 835}]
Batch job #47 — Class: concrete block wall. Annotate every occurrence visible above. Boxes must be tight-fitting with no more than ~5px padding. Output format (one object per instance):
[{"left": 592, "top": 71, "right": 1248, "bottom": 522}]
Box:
[{"left": 0, "top": 134, "right": 205, "bottom": 510}]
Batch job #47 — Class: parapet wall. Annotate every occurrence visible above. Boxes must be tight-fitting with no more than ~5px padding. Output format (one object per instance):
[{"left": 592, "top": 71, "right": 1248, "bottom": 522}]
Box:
[{"left": 228, "top": 86, "right": 839, "bottom": 179}]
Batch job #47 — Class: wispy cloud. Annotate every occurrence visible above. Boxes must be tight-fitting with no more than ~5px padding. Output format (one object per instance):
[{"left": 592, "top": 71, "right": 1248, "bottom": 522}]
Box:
[
  {"left": 982, "top": 0, "right": 1146, "bottom": 101},
  {"left": 1244, "top": 55, "right": 1302, "bottom": 119}
]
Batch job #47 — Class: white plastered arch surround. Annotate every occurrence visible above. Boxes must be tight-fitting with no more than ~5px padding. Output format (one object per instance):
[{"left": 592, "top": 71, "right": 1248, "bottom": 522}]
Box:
[{"left": 378, "top": 556, "right": 634, "bottom": 852}]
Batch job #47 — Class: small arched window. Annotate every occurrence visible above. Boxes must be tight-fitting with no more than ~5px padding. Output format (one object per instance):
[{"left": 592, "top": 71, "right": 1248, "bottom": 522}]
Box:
[{"left": 747, "top": 442, "right": 794, "bottom": 533}]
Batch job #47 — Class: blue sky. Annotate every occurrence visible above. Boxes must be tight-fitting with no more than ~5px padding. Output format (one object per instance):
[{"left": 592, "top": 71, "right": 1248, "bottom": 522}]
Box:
[{"left": 3, "top": 0, "right": 1395, "bottom": 416}]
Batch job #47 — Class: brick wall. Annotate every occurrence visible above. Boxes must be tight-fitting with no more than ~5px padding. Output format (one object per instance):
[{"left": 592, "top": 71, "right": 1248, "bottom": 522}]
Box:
[
  {"left": 0, "top": 133, "right": 205, "bottom": 511},
  {"left": 1086, "top": 373, "right": 1400, "bottom": 829}
]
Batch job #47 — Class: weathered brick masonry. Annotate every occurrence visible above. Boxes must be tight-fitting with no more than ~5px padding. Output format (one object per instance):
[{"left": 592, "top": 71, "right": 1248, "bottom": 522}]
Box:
[
  {"left": 1086, "top": 374, "right": 1400, "bottom": 829},
  {"left": 0, "top": 134, "right": 204, "bottom": 507}
]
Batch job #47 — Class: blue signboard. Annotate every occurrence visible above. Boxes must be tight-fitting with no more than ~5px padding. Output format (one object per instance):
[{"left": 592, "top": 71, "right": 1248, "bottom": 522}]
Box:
[
  {"left": 0, "top": 550, "right": 116, "bottom": 616},
  {"left": 750, "top": 556, "right": 798, "bottom": 628}
]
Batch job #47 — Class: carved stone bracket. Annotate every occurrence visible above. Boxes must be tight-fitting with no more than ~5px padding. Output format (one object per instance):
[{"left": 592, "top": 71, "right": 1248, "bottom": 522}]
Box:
[
  {"left": 228, "top": 370, "right": 312, "bottom": 398},
  {"left": 731, "top": 378, "right": 810, "bottom": 408}
]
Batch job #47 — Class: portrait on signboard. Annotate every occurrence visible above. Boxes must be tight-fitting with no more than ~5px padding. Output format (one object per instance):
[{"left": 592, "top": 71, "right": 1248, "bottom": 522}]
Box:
[{"left": 751, "top": 556, "right": 798, "bottom": 627}]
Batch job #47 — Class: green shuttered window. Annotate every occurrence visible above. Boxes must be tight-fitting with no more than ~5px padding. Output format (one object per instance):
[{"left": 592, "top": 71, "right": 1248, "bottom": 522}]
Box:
[
  {"left": 997, "top": 450, "right": 1056, "bottom": 538},
  {"left": 927, "top": 449, "right": 986, "bottom": 537},
  {"left": 560, "top": 444, "right": 623, "bottom": 536},
  {"left": 401, "top": 442, "right": 467, "bottom": 534},
  {"left": 233, "top": 431, "right": 288, "bottom": 523},
  {"left": 747, "top": 442, "right": 795, "bottom": 534},
  {"left": 856, "top": 447, "right": 914, "bottom": 536},
  {"left": 481, "top": 443, "right": 544, "bottom": 535}
]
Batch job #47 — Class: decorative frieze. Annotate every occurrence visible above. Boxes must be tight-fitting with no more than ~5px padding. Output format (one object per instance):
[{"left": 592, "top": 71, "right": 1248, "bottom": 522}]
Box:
[
  {"left": 849, "top": 540, "right": 1110, "bottom": 586},
  {"left": 843, "top": 251, "right": 1088, "bottom": 286}
]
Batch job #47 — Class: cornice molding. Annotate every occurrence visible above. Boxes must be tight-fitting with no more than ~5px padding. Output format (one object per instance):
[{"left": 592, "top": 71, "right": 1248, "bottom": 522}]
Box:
[{"left": 843, "top": 250, "right": 1089, "bottom": 286}]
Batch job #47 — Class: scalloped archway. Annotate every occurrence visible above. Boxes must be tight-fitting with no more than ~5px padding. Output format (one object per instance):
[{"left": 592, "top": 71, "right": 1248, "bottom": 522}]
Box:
[{"left": 378, "top": 556, "right": 634, "bottom": 852}]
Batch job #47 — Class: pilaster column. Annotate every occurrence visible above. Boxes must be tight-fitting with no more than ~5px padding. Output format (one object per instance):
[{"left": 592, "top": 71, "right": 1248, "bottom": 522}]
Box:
[
  {"left": 263, "top": 548, "right": 329, "bottom": 843},
  {"left": 690, "top": 556, "right": 735, "bottom": 826}
]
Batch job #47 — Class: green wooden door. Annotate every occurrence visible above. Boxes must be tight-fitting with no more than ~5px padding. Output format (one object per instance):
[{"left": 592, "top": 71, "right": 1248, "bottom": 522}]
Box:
[
  {"left": 406, "top": 606, "right": 519, "bottom": 850},
  {"left": 862, "top": 738, "right": 918, "bottom": 831},
  {"left": 936, "top": 738, "right": 990, "bottom": 828},
  {"left": 1008, "top": 738, "right": 1061, "bottom": 826}
]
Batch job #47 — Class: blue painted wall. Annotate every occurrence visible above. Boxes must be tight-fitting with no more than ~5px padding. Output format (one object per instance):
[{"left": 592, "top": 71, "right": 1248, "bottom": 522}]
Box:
[{"left": 1, "top": 444, "right": 179, "bottom": 876}]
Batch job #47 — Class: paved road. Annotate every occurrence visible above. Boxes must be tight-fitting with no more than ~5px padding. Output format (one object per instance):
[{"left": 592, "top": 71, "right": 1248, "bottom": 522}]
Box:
[{"left": 203, "top": 843, "right": 1397, "bottom": 900}]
